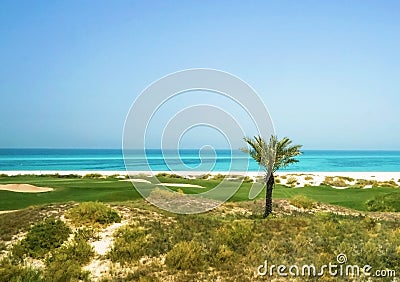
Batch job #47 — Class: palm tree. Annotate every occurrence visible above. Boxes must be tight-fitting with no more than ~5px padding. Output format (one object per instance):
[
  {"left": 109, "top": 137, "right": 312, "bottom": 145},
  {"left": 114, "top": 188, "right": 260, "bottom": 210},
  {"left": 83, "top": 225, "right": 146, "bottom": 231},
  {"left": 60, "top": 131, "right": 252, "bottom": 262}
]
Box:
[{"left": 243, "top": 135, "right": 302, "bottom": 217}]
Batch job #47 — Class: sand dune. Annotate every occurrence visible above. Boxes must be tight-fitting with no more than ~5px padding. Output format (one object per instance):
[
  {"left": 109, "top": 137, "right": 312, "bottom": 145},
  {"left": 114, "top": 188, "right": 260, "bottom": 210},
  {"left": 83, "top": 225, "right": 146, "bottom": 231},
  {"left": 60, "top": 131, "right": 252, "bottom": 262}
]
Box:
[{"left": 0, "top": 184, "right": 53, "bottom": 193}]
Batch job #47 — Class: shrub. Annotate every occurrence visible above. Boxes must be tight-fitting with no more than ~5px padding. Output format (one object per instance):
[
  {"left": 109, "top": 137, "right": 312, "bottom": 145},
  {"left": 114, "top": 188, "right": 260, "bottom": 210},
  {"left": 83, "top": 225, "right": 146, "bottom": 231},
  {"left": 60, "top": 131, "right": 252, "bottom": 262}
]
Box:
[
  {"left": 50, "top": 173, "right": 81, "bottom": 178},
  {"left": 45, "top": 259, "right": 89, "bottom": 282},
  {"left": 44, "top": 231, "right": 94, "bottom": 282},
  {"left": 290, "top": 195, "right": 315, "bottom": 209},
  {"left": 165, "top": 241, "right": 206, "bottom": 271},
  {"left": 75, "top": 228, "right": 100, "bottom": 241},
  {"left": 280, "top": 175, "right": 287, "bottom": 179},
  {"left": 213, "top": 244, "right": 235, "bottom": 265},
  {"left": 0, "top": 259, "right": 43, "bottom": 282},
  {"left": 66, "top": 202, "right": 121, "bottom": 227},
  {"left": 241, "top": 176, "right": 253, "bottom": 183},
  {"left": 323, "top": 176, "right": 347, "bottom": 187},
  {"left": 156, "top": 172, "right": 183, "bottom": 179},
  {"left": 373, "top": 180, "right": 399, "bottom": 188},
  {"left": 108, "top": 225, "right": 148, "bottom": 263},
  {"left": 212, "top": 174, "right": 226, "bottom": 181},
  {"left": 356, "top": 179, "right": 376, "bottom": 188},
  {"left": 275, "top": 178, "right": 281, "bottom": 184},
  {"left": 197, "top": 174, "right": 211, "bottom": 179},
  {"left": 339, "top": 176, "right": 354, "bottom": 182},
  {"left": 214, "top": 221, "right": 252, "bottom": 253},
  {"left": 109, "top": 220, "right": 178, "bottom": 265},
  {"left": 365, "top": 193, "right": 400, "bottom": 212},
  {"left": 12, "top": 218, "right": 71, "bottom": 259},
  {"left": 83, "top": 173, "right": 103, "bottom": 178},
  {"left": 304, "top": 175, "right": 313, "bottom": 181},
  {"left": 286, "top": 176, "right": 297, "bottom": 185},
  {"left": 47, "top": 237, "right": 94, "bottom": 266}
]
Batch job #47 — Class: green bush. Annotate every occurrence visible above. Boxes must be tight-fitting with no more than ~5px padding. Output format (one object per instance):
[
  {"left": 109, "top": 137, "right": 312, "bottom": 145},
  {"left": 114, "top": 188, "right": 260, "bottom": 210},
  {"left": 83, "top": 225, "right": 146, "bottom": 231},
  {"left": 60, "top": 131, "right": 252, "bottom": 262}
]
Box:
[
  {"left": 365, "top": 193, "right": 400, "bottom": 212},
  {"left": 214, "top": 221, "right": 252, "bottom": 254},
  {"left": 165, "top": 241, "right": 206, "bottom": 271},
  {"left": 75, "top": 228, "right": 99, "bottom": 241},
  {"left": 12, "top": 218, "right": 71, "bottom": 259},
  {"left": 156, "top": 172, "right": 183, "bottom": 179},
  {"left": 45, "top": 259, "right": 89, "bottom": 282},
  {"left": 340, "top": 176, "right": 355, "bottom": 182},
  {"left": 372, "top": 180, "right": 399, "bottom": 188},
  {"left": 212, "top": 174, "right": 226, "bottom": 181},
  {"left": 323, "top": 176, "right": 347, "bottom": 187},
  {"left": 0, "top": 258, "right": 43, "bottom": 282},
  {"left": 49, "top": 237, "right": 94, "bottom": 265},
  {"left": 108, "top": 225, "right": 148, "bottom": 263},
  {"left": 290, "top": 195, "right": 315, "bottom": 209},
  {"left": 197, "top": 174, "right": 211, "bottom": 179},
  {"left": 109, "top": 220, "right": 176, "bottom": 265},
  {"left": 66, "top": 202, "right": 121, "bottom": 227},
  {"left": 355, "top": 179, "right": 376, "bottom": 187},
  {"left": 239, "top": 176, "right": 253, "bottom": 183},
  {"left": 44, "top": 232, "right": 94, "bottom": 282},
  {"left": 286, "top": 176, "right": 297, "bottom": 185},
  {"left": 83, "top": 173, "right": 103, "bottom": 179}
]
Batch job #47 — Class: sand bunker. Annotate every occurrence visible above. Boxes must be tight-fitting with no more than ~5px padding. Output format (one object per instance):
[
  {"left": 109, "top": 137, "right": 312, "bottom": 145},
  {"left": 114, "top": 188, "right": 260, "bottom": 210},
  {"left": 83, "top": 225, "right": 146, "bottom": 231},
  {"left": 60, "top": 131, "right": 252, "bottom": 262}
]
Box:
[{"left": 0, "top": 184, "right": 53, "bottom": 193}]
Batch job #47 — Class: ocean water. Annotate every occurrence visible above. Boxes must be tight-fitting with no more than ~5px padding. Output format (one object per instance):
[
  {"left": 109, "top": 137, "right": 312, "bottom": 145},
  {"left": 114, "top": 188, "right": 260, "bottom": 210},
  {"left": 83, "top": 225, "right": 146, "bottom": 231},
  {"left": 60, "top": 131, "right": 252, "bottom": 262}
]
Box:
[{"left": 0, "top": 149, "right": 400, "bottom": 172}]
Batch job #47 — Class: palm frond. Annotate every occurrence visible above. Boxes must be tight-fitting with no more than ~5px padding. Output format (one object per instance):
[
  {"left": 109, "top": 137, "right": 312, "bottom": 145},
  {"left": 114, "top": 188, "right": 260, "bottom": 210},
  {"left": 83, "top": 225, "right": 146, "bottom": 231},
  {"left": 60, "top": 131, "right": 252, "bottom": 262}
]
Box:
[{"left": 243, "top": 135, "right": 302, "bottom": 172}]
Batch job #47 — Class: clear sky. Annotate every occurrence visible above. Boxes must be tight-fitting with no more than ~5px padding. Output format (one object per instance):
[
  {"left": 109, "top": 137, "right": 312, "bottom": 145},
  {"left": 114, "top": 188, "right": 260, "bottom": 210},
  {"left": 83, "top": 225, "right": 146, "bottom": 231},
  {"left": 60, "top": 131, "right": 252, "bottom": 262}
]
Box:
[{"left": 1, "top": 1, "right": 399, "bottom": 149}]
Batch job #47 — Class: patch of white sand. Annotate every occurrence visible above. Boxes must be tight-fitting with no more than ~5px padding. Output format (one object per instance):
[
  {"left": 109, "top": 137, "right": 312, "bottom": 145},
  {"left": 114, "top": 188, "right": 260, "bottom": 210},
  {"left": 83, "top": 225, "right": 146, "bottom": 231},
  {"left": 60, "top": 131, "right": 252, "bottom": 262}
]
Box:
[
  {"left": 84, "top": 219, "right": 129, "bottom": 281},
  {"left": 90, "top": 222, "right": 125, "bottom": 256}
]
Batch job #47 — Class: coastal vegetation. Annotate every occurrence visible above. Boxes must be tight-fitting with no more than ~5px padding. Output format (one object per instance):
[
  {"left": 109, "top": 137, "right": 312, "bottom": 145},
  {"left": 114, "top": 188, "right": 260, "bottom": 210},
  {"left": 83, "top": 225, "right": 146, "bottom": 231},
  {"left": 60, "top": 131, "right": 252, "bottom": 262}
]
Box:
[
  {"left": 0, "top": 200, "right": 399, "bottom": 281},
  {"left": 66, "top": 202, "right": 121, "bottom": 227}
]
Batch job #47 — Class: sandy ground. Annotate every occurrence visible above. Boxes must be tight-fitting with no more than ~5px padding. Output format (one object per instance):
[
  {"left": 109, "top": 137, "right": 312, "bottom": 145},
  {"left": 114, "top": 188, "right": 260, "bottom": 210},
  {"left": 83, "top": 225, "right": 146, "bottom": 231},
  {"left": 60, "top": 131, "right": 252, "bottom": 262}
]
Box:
[
  {"left": 274, "top": 172, "right": 400, "bottom": 188},
  {"left": 0, "top": 183, "right": 53, "bottom": 193},
  {"left": 83, "top": 214, "right": 130, "bottom": 281}
]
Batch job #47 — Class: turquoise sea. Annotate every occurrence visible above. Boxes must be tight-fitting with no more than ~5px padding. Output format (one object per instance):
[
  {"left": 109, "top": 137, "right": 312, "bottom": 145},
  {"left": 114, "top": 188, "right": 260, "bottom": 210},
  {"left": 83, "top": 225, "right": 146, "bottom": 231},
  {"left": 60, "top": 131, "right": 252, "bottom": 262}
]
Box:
[{"left": 0, "top": 149, "right": 400, "bottom": 172}]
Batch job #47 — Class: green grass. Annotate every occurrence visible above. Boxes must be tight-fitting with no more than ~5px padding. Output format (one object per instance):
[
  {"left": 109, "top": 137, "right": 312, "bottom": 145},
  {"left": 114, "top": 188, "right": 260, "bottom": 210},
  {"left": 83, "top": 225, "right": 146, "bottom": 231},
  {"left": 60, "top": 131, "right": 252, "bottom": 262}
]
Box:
[{"left": 0, "top": 175, "right": 399, "bottom": 212}]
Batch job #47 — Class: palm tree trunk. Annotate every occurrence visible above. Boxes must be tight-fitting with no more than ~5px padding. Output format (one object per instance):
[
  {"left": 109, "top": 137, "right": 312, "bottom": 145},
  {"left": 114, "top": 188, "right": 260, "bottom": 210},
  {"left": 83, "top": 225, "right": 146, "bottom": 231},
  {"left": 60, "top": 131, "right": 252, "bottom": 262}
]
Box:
[{"left": 264, "top": 174, "right": 274, "bottom": 218}]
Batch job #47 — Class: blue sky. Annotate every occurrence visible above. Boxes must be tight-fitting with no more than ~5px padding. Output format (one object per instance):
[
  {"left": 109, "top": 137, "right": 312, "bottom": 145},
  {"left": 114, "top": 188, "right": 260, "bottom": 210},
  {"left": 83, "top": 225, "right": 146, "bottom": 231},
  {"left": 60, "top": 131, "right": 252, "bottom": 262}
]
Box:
[{"left": 1, "top": 1, "right": 399, "bottom": 149}]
